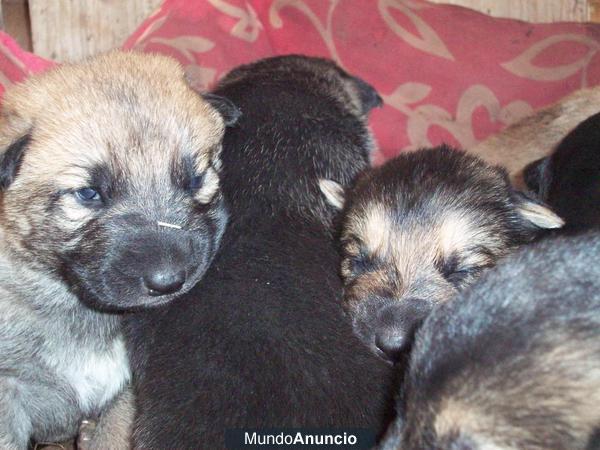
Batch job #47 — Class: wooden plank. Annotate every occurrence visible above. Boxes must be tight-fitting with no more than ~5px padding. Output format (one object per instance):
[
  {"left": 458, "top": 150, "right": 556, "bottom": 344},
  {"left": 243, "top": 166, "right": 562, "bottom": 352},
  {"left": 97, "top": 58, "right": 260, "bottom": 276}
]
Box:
[
  {"left": 2, "top": 0, "right": 32, "bottom": 51},
  {"left": 429, "top": 0, "right": 591, "bottom": 23},
  {"left": 29, "top": 0, "right": 161, "bottom": 62},
  {"left": 590, "top": 0, "right": 600, "bottom": 21}
]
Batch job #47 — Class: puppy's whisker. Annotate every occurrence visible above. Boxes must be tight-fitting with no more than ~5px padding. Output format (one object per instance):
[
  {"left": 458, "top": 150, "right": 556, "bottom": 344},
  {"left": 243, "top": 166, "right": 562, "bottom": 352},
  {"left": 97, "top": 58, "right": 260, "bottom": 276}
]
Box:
[{"left": 157, "top": 221, "right": 183, "bottom": 230}]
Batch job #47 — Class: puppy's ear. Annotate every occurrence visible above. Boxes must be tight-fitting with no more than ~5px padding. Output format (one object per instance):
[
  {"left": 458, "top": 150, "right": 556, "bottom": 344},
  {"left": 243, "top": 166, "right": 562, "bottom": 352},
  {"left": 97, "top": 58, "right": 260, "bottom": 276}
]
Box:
[
  {"left": 341, "top": 74, "right": 383, "bottom": 116},
  {"left": 0, "top": 132, "right": 30, "bottom": 190},
  {"left": 203, "top": 93, "right": 241, "bottom": 127},
  {"left": 319, "top": 179, "right": 346, "bottom": 210},
  {"left": 523, "top": 156, "right": 552, "bottom": 199},
  {"left": 350, "top": 75, "right": 383, "bottom": 114},
  {"left": 513, "top": 191, "right": 564, "bottom": 229}
]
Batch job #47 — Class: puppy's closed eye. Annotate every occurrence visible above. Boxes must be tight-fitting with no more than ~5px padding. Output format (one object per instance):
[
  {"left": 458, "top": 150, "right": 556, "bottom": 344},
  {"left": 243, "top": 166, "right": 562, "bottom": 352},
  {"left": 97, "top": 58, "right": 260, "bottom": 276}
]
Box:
[
  {"left": 436, "top": 252, "right": 481, "bottom": 287},
  {"left": 437, "top": 252, "right": 460, "bottom": 279},
  {"left": 347, "top": 254, "right": 375, "bottom": 277},
  {"left": 341, "top": 237, "right": 376, "bottom": 278}
]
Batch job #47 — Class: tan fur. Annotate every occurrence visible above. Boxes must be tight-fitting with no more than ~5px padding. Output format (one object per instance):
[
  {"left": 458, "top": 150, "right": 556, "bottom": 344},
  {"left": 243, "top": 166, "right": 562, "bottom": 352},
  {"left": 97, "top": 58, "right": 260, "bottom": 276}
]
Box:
[
  {"left": 0, "top": 50, "right": 228, "bottom": 448},
  {"left": 516, "top": 201, "right": 564, "bottom": 228},
  {"left": 434, "top": 329, "right": 600, "bottom": 450},
  {"left": 438, "top": 214, "right": 477, "bottom": 256},
  {"left": 195, "top": 166, "right": 220, "bottom": 204},
  {"left": 356, "top": 204, "right": 391, "bottom": 255},
  {"left": 318, "top": 179, "right": 345, "bottom": 210},
  {"left": 344, "top": 268, "right": 392, "bottom": 310},
  {"left": 3, "top": 51, "right": 223, "bottom": 179},
  {"left": 434, "top": 400, "right": 512, "bottom": 450},
  {"left": 0, "top": 50, "right": 226, "bottom": 261},
  {"left": 341, "top": 203, "right": 507, "bottom": 310},
  {"left": 468, "top": 86, "right": 600, "bottom": 189},
  {"left": 78, "top": 389, "right": 134, "bottom": 450}
]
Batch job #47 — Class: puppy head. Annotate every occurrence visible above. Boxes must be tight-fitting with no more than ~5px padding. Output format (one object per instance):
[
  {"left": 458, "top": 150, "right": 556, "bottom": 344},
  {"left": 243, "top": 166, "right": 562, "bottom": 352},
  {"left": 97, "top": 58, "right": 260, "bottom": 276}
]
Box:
[
  {"left": 219, "top": 54, "right": 383, "bottom": 120},
  {"left": 0, "top": 51, "right": 239, "bottom": 311},
  {"left": 214, "top": 55, "right": 380, "bottom": 222},
  {"left": 322, "top": 146, "right": 563, "bottom": 361}
]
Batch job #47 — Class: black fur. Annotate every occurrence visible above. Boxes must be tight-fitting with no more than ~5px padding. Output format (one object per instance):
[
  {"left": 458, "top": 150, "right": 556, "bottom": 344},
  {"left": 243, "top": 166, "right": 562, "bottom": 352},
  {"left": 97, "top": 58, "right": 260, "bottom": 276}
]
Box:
[
  {"left": 126, "top": 56, "right": 394, "bottom": 449},
  {"left": 380, "top": 232, "right": 600, "bottom": 449},
  {"left": 588, "top": 428, "right": 600, "bottom": 450},
  {"left": 0, "top": 133, "right": 30, "bottom": 189},
  {"left": 524, "top": 111, "right": 600, "bottom": 231}
]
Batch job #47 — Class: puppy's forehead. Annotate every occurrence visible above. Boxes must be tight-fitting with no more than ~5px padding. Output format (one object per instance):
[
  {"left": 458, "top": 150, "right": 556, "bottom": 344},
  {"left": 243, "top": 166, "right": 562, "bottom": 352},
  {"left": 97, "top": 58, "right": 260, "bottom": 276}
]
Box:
[
  {"left": 346, "top": 203, "right": 391, "bottom": 253},
  {"left": 346, "top": 202, "right": 488, "bottom": 258},
  {"left": 438, "top": 213, "right": 481, "bottom": 255},
  {"left": 7, "top": 52, "right": 225, "bottom": 185}
]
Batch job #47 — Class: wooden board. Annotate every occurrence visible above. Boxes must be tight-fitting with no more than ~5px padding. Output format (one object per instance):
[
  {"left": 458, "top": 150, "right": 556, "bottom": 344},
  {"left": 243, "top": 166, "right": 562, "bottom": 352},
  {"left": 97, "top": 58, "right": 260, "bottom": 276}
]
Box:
[
  {"left": 29, "top": 0, "right": 161, "bottom": 62},
  {"left": 2, "top": 0, "right": 32, "bottom": 51},
  {"left": 591, "top": 0, "right": 600, "bottom": 21}
]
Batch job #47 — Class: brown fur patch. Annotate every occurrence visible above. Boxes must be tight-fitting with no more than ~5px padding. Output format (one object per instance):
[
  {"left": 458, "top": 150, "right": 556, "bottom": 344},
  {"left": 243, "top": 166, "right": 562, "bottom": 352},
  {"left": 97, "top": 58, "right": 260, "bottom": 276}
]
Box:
[
  {"left": 433, "top": 329, "right": 600, "bottom": 450},
  {"left": 468, "top": 86, "right": 600, "bottom": 188}
]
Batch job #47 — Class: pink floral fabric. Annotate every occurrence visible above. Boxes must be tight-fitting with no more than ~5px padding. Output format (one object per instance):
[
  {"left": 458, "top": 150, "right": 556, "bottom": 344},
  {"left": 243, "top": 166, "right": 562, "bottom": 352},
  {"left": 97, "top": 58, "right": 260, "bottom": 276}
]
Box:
[
  {"left": 0, "top": 33, "right": 54, "bottom": 96},
  {"left": 2, "top": 0, "right": 600, "bottom": 163}
]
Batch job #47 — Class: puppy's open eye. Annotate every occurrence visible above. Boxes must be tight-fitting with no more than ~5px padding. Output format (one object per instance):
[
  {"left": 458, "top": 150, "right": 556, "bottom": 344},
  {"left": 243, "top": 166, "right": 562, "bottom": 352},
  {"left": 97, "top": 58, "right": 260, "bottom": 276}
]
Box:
[
  {"left": 189, "top": 174, "right": 204, "bottom": 191},
  {"left": 74, "top": 187, "right": 102, "bottom": 203}
]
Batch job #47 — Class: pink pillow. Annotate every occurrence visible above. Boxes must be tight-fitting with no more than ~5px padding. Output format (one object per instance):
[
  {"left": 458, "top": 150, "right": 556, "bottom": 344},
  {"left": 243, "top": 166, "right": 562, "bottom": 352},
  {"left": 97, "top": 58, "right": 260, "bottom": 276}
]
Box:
[
  {"left": 3, "top": 0, "right": 600, "bottom": 164},
  {"left": 123, "top": 0, "right": 600, "bottom": 163}
]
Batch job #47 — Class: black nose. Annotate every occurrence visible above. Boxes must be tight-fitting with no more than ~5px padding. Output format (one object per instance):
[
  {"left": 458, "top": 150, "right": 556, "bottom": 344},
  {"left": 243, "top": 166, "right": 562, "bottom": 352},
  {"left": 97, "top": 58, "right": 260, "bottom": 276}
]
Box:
[
  {"left": 143, "top": 269, "right": 186, "bottom": 296},
  {"left": 374, "top": 301, "right": 429, "bottom": 362},
  {"left": 375, "top": 328, "right": 407, "bottom": 362}
]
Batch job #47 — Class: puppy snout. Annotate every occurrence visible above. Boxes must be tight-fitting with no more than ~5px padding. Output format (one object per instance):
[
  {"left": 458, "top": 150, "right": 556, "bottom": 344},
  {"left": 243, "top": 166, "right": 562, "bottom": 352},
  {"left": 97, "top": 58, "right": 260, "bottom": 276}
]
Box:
[
  {"left": 106, "top": 228, "right": 204, "bottom": 306},
  {"left": 143, "top": 267, "right": 186, "bottom": 296},
  {"left": 374, "top": 300, "right": 430, "bottom": 362}
]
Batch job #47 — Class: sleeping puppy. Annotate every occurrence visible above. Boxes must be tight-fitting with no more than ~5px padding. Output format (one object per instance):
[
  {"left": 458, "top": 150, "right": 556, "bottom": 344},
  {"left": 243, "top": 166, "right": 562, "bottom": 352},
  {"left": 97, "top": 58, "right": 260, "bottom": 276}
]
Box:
[
  {"left": 380, "top": 231, "right": 600, "bottom": 450},
  {"left": 468, "top": 86, "right": 600, "bottom": 189},
  {"left": 524, "top": 111, "right": 600, "bottom": 231},
  {"left": 126, "top": 55, "right": 395, "bottom": 449},
  {"left": 321, "top": 147, "right": 563, "bottom": 362},
  {"left": 0, "top": 51, "right": 236, "bottom": 449}
]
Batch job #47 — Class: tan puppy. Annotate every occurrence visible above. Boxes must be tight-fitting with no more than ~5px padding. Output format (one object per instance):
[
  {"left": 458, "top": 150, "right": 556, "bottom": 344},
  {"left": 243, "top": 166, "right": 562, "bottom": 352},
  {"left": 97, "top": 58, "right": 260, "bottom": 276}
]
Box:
[
  {"left": 0, "top": 51, "right": 237, "bottom": 449},
  {"left": 468, "top": 86, "right": 600, "bottom": 189}
]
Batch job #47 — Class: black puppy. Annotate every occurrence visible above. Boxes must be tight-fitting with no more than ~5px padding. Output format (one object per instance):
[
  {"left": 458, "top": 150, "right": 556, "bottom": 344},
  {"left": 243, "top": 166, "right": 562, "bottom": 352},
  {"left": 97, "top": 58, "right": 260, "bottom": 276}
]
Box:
[
  {"left": 126, "top": 56, "right": 394, "bottom": 448},
  {"left": 524, "top": 111, "right": 600, "bottom": 231},
  {"left": 380, "top": 231, "right": 600, "bottom": 450}
]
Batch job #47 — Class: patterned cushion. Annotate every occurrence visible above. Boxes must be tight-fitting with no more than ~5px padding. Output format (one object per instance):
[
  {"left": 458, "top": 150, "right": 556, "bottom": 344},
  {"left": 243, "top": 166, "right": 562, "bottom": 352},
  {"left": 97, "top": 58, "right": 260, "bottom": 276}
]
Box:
[{"left": 2, "top": 0, "right": 600, "bottom": 163}]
